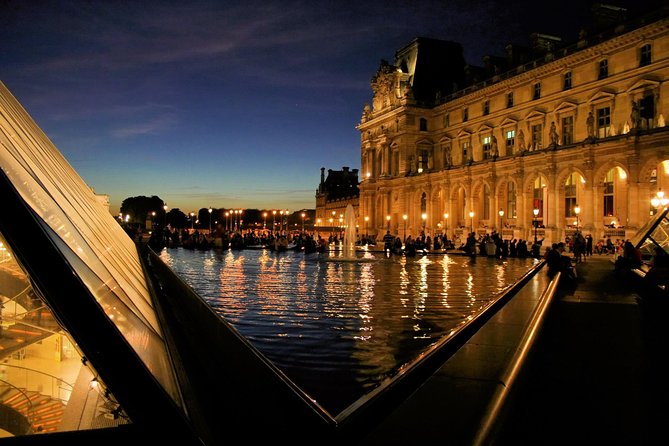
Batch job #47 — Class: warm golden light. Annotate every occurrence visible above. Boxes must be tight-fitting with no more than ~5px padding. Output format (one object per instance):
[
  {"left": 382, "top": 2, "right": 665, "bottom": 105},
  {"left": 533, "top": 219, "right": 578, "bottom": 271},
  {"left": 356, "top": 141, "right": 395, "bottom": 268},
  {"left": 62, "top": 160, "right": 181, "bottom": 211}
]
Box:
[{"left": 533, "top": 208, "right": 540, "bottom": 217}]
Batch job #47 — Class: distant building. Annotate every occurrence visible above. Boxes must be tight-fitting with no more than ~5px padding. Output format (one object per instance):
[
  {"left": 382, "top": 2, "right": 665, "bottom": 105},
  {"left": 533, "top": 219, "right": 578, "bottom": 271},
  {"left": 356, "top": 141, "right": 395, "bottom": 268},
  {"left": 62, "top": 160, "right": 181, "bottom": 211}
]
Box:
[
  {"left": 315, "top": 166, "right": 360, "bottom": 236},
  {"left": 358, "top": 5, "right": 669, "bottom": 247}
]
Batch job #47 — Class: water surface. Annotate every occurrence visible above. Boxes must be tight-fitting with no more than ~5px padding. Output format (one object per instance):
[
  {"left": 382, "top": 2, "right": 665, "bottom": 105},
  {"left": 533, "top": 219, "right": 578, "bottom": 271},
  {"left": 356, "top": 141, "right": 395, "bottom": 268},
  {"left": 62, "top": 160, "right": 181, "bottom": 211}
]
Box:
[{"left": 159, "top": 248, "right": 537, "bottom": 414}]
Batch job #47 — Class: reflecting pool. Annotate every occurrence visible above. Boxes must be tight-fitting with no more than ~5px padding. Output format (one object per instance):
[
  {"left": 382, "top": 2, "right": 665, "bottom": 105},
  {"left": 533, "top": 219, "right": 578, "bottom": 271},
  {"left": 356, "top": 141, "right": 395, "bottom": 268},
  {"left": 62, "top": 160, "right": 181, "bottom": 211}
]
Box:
[{"left": 159, "top": 248, "right": 538, "bottom": 414}]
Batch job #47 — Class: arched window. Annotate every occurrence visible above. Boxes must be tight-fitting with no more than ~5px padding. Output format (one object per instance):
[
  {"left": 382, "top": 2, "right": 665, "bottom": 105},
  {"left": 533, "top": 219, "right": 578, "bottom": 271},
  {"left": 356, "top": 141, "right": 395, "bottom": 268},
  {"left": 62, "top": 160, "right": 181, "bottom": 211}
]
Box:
[
  {"left": 483, "top": 184, "right": 490, "bottom": 219},
  {"left": 507, "top": 182, "right": 517, "bottom": 219},
  {"left": 533, "top": 177, "right": 546, "bottom": 219},
  {"left": 565, "top": 173, "right": 580, "bottom": 217}
]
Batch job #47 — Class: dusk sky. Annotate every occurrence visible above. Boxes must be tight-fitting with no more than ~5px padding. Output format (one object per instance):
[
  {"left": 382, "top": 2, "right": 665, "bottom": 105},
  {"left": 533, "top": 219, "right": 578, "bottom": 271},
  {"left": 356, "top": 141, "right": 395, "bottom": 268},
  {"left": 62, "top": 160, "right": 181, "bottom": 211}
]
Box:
[{"left": 1, "top": 0, "right": 659, "bottom": 215}]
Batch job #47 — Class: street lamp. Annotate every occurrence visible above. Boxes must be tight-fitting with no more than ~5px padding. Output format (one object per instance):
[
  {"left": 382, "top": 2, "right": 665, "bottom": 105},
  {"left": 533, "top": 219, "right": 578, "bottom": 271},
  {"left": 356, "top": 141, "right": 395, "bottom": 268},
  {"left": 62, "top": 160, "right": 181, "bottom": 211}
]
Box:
[
  {"left": 574, "top": 204, "right": 581, "bottom": 230},
  {"left": 499, "top": 208, "right": 504, "bottom": 236},
  {"left": 444, "top": 213, "right": 449, "bottom": 240},
  {"left": 386, "top": 215, "right": 391, "bottom": 231},
  {"left": 151, "top": 211, "right": 156, "bottom": 230},
  {"left": 364, "top": 216, "right": 369, "bottom": 238},
  {"left": 263, "top": 212, "right": 267, "bottom": 229},
  {"left": 403, "top": 214, "right": 408, "bottom": 241},
  {"left": 421, "top": 213, "right": 427, "bottom": 234},
  {"left": 301, "top": 212, "right": 306, "bottom": 232},
  {"left": 208, "top": 207, "right": 212, "bottom": 234},
  {"left": 469, "top": 211, "right": 474, "bottom": 233},
  {"left": 651, "top": 190, "right": 669, "bottom": 214},
  {"left": 225, "top": 211, "right": 229, "bottom": 231},
  {"left": 533, "top": 208, "right": 540, "bottom": 243},
  {"left": 272, "top": 210, "right": 277, "bottom": 232},
  {"left": 190, "top": 212, "right": 195, "bottom": 230},
  {"left": 163, "top": 204, "right": 168, "bottom": 227}
]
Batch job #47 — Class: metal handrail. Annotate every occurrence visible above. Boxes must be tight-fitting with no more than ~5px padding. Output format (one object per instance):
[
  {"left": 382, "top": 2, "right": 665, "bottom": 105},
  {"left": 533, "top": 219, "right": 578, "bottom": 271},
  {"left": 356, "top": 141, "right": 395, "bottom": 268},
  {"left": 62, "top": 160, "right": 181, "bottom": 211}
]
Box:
[
  {"left": 0, "top": 363, "right": 74, "bottom": 405},
  {"left": 472, "top": 270, "right": 562, "bottom": 446}
]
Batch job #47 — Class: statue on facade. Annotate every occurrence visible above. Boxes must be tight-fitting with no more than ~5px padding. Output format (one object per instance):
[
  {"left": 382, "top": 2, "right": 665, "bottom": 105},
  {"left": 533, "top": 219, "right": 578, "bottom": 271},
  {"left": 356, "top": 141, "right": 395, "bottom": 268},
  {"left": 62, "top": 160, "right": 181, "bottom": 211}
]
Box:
[
  {"left": 444, "top": 145, "right": 452, "bottom": 168},
  {"left": 586, "top": 111, "right": 595, "bottom": 140},
  {"left": 361, "top": 104, "right": 371, "bottom": 123},
  {"left": 491, "top": 135, "right": 499, "bottom": 159},
  {"left": 518, "top": 129, "right": 526, "bottom": 153},
  {"left": 659, "top": 114, "right": 666, "bottom": 128},
  {"left": 631, "top": 100, "right": 641, "bottom": 130},
  {"left": 549, "top": 121, "right": 559, "bottom": 148}
]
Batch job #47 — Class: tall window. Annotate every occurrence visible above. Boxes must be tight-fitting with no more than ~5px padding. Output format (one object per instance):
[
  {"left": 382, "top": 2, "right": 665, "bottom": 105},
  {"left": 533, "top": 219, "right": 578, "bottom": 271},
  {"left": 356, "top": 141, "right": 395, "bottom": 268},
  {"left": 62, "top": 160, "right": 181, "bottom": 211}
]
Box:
[
  {"left": 533, "top": 177, "right": 545, "bottom": 219},
  {"left": 419, "top": 118, "right": 428, "bottom": 131},
  {"left": 505, "top": 129, "right": 515, "bottom": 155},
  {"left": 531, "top": 124, "right": 543, "bottom": 150},
  {"left": 443, "top": 114, "right": 450, "bottom": 128},
  {"left": 640, "top": 43, "right": 652, "bottom": 67},
  {"left": 563, "top": 71, "right": 572, "bottom": 90},
  {"left": 417, "top": 148, "right": 429, "bottom": 173},
  {"left": 506, "top": 92, "right": 514, "bottom": 108},
  {"left": 482, "top": 136, "right": 492, "bottom": 160},
  {"left": 421, "top": 192, "right": 427, "bottom": 215},
  {"left": 597, "top": 106, "right": 611, "bottom": 138},
  {"left": 565, "top": 173, "right": 578, "bottom": 217},
  {"left": 507, "top": 182, "right": 517, "bottom": 219},
  {"left": 483, "top": 100, "right": 490, "bottom": 116},
  {"left": 603, "top": 169, "right": 614, "bottom": 217},
  {"left": 461, "top": 141, "right": 469, "bottom": 165},
  {"left": 533, "top": 82, "right": 541, "bottom": 100},
  {"left": 483, "top": 184, "right": 490, "bottom": 220},
  {"left": 598, "top": 59, "right": 608, "bottom": 79},
  {"left": 463, "top": 107, "right": 469, "bottom": 122},
  {"left": 561, "top": 116, "right": 574, "bottom": 145}
]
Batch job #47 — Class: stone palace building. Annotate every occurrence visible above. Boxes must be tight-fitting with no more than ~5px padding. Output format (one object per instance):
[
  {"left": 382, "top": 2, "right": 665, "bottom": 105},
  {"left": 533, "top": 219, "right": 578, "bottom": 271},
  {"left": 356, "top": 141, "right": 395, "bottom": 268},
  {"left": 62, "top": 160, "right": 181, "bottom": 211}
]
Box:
[{"left": 357, "top": 5, "right": 669, "bottom": 247}]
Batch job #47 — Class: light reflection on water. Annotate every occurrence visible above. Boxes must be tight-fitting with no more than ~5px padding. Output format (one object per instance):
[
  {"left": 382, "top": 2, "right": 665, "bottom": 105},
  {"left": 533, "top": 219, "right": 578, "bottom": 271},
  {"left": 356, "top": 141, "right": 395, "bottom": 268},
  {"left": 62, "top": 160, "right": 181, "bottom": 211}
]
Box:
[{"left": 159, "top": 248, "right": 537, "bottom": 414}]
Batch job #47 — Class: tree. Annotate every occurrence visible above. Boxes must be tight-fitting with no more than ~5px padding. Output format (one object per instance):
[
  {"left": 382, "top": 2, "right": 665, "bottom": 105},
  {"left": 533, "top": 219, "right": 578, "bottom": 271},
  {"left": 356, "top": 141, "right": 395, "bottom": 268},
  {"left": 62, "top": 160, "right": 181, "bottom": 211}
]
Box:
[
  {"left": 166, "top": 208, "right": 188, "bottom": 228},
  {"left": 120, "top": 196, "right": 165, "bottom": 228}
]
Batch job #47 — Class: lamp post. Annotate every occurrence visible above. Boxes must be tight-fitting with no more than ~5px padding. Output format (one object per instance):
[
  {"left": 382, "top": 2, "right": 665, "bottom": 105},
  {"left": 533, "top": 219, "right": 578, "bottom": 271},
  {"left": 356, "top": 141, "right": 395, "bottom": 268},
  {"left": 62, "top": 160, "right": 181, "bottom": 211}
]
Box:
[
  {"left": 444, "top": 213, "right": 449, "bottom": 240},
  {"left": 386, "top": 215, "right": 391, "bottom": 232},
  {"left": 151, "top": 211, "right": 156, "bottom": 230},
  {"left": 403, "top": 214, "right": 408, "bottom": 241},
  {"left": 208, "top": 208, "right": 212, "bottom": 234},
  {"left": 163, "top": 204, "right": 168, "bottom": 227},
  {"left": 651, "top": 190, "right": 669, "bottom": 215},
  {"left": 574, "top": 204, "right": 581, "bottom": 231},
  {"left": 364, "top": 216, "right": 369, "bottom": 239},
  {"left": 533, "top": 208, "right": 539, "bottom": 243},
  {"left": 421, "top": 213, "right": 427, "bottom": 235},
  {"left": 301, "top": 212, "right": 306, "bottom": 232},
  {"left": 263, "top": 212, "right": 267, "bottom": 230},
  {"left": 499, "top": 208, "right": 504, "bottom": 237},
  {"left": 329, "top": 217, "right": 334, "bottom": 235},
  {"left": 469, "top": 211, "right": 474, "bottom": 233},
  {"left": 272, "top": 210, "right": 277, "bottom": 233},
  {"left": 190, "top": 212, "right": 195, "bottom": 230}
]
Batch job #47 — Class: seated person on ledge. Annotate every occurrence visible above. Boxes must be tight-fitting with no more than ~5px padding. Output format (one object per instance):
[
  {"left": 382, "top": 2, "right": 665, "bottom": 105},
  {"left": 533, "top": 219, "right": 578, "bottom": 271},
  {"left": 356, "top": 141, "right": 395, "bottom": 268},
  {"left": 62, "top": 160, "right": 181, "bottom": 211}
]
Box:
[{"left": 546, "top": 242, "right": 577, "bottom": 280}]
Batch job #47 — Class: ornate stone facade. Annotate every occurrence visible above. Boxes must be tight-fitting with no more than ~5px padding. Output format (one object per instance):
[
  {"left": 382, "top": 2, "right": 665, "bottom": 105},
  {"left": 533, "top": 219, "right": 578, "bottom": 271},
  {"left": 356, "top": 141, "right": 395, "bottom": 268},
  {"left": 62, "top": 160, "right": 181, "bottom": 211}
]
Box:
[
  {"left": 357, "top": 7, "right": 669, "bottom": 247},
  {"left": 315, "top": 166, "right": 360, "bottom": 236}
]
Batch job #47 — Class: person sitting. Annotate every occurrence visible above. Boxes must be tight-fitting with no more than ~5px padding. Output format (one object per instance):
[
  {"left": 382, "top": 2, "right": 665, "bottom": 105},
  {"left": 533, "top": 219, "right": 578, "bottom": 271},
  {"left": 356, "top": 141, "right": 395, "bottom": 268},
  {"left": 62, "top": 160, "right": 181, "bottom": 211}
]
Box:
[
  {"left": 546, "top": 242, "right": 577, "bottom": 281},
  {"left": 643, "top": 246, "right": 669, "bottom": 297},
  {"left": 614, "top": 240, "right": 642, "bottom": 272}
]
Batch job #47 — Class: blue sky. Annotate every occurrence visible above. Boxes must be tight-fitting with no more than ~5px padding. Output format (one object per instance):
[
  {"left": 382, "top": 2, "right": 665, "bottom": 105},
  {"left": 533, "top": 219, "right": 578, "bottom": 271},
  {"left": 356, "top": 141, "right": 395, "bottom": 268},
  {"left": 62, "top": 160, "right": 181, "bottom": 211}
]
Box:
[{"left": 0, "top": 0, "right": 657, "bottom": 214}]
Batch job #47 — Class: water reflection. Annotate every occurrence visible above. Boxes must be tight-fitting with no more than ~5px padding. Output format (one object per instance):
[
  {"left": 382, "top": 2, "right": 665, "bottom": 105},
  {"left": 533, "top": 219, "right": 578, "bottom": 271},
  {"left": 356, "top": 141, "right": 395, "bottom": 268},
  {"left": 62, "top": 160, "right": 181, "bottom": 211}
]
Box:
[{"left": 160, "top": 248, "right": 537, "bottom": 414}]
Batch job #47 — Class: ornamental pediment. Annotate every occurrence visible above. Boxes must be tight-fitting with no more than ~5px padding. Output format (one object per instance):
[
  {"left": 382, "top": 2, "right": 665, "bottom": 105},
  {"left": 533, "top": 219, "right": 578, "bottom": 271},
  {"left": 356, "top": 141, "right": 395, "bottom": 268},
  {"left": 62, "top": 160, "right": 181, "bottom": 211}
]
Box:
[
  {"left": 456, "top": 129, "right": 472, "bottom": 138},
  {"left": 500, "top": 117, "right": 518, "bottom": 127},
  {"left": 554, "top": 100, "right": 578, "bottom": 113},
  {"left": 626, "top": 77, "right": 660, "bottom": 93},
  {"left": 523, "top": 108, "right": 547, "bottom": 121},
  {"left": 587, "top": 89, "right": 616, "bottom": 104},
  {"left": 474, "top": 123, "right": 493, "bottom": 133}
]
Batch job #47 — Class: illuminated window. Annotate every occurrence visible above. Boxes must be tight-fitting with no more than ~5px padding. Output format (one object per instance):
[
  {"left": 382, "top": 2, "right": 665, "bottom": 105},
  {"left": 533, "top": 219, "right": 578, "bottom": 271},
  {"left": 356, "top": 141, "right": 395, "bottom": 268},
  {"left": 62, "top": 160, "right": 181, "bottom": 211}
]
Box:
[
  {"left": 561, "top": 116, "right": 574, "bottom": 145},
  {"left": 507, "top": 182, "right": 517, "bottom": 219},
  {"left": 533, "top": 177, "right": 545, "bottom": 219},
  {"left": 482, "top": 135, "right": 492, "bottom": 160},
  {"left": 603, "top": 169, "right": 615, "bottom": 217},
  {"left": 565, "top": 173, "right": 578, "bottom": 217},
  {"left": 597, "top": 106, "right": 611, "bottom": 138},
  {"left": 505, "top": 129, "right": 515, "bottom": 155},
  {"left": 483, "top": 184, "right": 490, "bottom": 219},
  {"left": 531, "top": 124, "right": 543, "bottom": 150}
]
